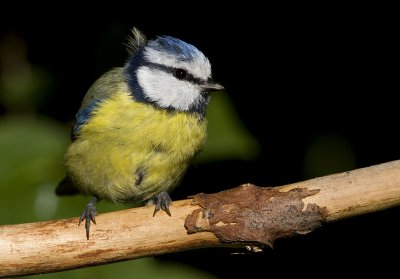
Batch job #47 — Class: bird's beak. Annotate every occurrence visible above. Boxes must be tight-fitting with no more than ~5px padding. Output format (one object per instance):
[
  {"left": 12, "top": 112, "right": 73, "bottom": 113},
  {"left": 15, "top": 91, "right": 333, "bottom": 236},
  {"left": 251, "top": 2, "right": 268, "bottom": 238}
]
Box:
[{"left": 201, "top": 79, "right": 225, "bottom": 93}]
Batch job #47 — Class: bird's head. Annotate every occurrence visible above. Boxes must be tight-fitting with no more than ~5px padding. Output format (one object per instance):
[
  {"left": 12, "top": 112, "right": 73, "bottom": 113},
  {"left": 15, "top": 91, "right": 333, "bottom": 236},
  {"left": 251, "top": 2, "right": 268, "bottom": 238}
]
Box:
[{"left": 124, "top": 28, "right": 224, "bottom": 116}]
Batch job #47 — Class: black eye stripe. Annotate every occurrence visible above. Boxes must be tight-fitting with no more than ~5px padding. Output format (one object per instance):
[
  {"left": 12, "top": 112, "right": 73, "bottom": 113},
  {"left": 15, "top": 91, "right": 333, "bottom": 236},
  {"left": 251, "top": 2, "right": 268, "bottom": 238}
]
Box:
[{"left": 145, "top": 62, "right": 204, "bottom": 85}]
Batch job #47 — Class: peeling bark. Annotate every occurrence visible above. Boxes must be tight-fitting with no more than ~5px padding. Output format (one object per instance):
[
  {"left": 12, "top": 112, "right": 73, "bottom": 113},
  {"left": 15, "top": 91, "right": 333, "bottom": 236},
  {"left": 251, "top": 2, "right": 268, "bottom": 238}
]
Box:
[{"left": 185, "top": 184, "right": 327, "bottom": 247}]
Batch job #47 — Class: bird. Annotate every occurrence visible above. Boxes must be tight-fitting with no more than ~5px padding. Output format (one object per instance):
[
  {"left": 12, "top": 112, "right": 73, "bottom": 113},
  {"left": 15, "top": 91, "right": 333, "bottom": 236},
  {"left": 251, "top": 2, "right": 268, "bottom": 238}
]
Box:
[{"left": 56, "top": 27, "right": 224, "bottom": 240}]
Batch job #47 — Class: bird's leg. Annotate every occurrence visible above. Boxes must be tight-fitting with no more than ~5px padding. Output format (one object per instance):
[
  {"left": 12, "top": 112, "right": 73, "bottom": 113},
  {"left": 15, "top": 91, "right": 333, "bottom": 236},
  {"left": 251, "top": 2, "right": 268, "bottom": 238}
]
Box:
[
  {"left": 153, "top": 191, "right": 172, "bottom": 217},
  {"left": 79, "top": 196, "right": 97, "bottom": 240}
]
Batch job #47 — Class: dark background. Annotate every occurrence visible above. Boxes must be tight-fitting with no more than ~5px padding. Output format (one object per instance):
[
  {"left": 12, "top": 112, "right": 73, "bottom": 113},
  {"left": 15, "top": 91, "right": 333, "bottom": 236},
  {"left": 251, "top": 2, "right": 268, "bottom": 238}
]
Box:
[{"left": 1, "top": 5, "right": 399, "bottom": 278}]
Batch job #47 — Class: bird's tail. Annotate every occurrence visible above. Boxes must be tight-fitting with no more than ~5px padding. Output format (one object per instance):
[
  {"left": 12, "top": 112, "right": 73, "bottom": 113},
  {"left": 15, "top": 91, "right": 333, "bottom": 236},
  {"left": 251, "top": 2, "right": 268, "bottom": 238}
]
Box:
[{"left": 55, "top": 177, "right": 79, "bottom": 195}]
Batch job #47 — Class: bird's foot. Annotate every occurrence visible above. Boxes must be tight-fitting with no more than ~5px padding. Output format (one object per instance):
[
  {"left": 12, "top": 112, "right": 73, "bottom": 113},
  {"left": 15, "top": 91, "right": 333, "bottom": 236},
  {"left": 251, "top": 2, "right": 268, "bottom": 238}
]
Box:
[
  {"left": 79, "top": 196, "right": 97, "bottom": 240},
  {"left": 153, "top": 191, "right": 172, "bottom": 217}
]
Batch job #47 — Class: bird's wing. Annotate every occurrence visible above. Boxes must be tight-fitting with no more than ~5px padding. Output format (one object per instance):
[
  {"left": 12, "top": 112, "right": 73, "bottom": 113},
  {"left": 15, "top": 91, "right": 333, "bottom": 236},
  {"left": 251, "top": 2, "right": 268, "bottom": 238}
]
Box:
[{"left": 71, "top": 67, "right": 125, "bottom": 140}]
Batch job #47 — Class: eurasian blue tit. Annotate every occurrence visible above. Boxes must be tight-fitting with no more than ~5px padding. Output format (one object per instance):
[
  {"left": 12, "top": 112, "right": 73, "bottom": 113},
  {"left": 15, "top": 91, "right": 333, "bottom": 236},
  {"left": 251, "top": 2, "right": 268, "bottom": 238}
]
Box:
[{"left": 56, "top": 28, "right": 224, "bottom": 239}]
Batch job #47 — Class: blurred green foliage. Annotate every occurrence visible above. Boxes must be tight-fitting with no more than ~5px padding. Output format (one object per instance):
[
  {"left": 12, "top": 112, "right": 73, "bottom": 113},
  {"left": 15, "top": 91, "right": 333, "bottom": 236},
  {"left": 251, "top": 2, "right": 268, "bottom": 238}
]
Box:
[
  {"left": 0, "top": 116, "right": 68, "bottom": 224},
  {"left": 196, "top": 92, "right": 260, "bottom": 163},
  {"left": 29, "top": 258, "right": 218, "bottom": 279},
  {"left": 303, "top": 133, "right": 356, "bottom": 178}
]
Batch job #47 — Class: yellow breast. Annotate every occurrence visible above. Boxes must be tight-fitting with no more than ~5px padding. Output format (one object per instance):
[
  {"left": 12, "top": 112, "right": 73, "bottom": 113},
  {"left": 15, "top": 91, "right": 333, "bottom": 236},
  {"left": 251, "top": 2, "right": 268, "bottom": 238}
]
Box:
[{"left": 64, "top": 91, "right": 207, "bottom": 203}]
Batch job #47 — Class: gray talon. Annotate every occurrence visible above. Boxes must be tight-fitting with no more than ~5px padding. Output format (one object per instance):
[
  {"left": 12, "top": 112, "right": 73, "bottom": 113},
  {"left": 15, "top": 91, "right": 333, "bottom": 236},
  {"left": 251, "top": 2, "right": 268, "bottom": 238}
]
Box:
[
  {"left": 153, "top": 191, "right": 172, "bottom": 217},
  {"left": 79, "top": 196, "right": 97, "bottom": 240}
]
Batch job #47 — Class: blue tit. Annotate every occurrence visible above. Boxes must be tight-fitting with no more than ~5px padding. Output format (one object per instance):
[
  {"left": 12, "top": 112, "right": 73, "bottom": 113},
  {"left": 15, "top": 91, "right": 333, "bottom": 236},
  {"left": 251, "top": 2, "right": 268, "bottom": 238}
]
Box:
[{"left": 56, "top": 28, "right": 224, "bottom": 239}]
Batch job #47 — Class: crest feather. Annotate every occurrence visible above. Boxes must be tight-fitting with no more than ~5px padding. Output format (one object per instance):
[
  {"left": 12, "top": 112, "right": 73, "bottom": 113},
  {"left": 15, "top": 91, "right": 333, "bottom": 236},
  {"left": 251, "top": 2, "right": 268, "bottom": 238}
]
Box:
[{"left": 126, "top": 27, "right": 147, "bottom": 54}]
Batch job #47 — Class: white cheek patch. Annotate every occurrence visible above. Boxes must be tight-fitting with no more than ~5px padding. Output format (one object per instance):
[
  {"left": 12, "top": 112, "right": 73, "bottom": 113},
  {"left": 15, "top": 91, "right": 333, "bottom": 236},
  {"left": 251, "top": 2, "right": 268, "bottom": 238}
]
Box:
[
  {"left": 144, "top": 48, "right": 212, "bottom": 80},
  {"left": 137, "top": 67, "right": 201, "bottom": 110}
]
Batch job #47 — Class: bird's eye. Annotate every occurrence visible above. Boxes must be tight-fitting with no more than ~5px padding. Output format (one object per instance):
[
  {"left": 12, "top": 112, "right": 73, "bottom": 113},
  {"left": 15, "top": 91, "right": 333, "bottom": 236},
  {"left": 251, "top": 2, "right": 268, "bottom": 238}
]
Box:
[{"left": 173, "top": 68, "right": 187, "bottom": 80}]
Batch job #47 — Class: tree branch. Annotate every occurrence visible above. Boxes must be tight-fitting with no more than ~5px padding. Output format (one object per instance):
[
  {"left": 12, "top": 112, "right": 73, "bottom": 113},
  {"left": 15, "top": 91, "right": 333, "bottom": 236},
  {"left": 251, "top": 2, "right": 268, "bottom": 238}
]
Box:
[{"left": 1, "top": 160, "right": 400, "bottom": 277}]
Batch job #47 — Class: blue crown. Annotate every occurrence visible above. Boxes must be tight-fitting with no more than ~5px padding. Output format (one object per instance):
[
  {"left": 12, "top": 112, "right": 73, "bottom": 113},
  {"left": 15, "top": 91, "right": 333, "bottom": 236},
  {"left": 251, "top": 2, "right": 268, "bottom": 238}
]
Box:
[{"left": 147, "top": 36, "right": 200, "bottom": 62}]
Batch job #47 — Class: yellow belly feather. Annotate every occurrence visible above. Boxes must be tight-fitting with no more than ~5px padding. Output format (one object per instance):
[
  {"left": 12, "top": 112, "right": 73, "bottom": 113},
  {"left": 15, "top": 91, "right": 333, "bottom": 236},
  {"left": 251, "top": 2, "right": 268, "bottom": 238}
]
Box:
[{"left": 64, "top": 91, "right": 207, "bottom": 203}]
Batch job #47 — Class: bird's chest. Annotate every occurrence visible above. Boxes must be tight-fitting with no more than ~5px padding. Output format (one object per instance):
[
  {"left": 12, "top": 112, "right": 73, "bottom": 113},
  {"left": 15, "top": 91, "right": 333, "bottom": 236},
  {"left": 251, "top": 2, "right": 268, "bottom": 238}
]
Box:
[
  {"left": 99, "top": 100, "right": 207, "bottom": 161},
  {"left": 67, "top": 95, "right": 207, "bottom": 182}
]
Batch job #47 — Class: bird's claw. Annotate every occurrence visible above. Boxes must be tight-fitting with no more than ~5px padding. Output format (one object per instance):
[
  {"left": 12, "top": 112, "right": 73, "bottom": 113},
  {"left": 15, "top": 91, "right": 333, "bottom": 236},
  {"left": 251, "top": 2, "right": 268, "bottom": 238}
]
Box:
[
  {"left": 78, "top": 196, "right": 97, "bottom": 240},
  {"left": 153, "top": 191, "right": 172, "bottom": 217}
]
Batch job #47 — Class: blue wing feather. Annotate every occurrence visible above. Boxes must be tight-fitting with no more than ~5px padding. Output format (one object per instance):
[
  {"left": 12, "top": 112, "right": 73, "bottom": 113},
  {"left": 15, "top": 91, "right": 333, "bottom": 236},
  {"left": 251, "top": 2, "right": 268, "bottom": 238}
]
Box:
[
  {"left": 71, "top": 101, "right": 102, "bottom": 140},
  {"left": 70, "top": 67, "right": 125, "bottom": 140}
]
